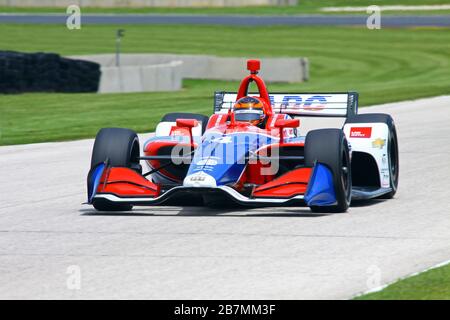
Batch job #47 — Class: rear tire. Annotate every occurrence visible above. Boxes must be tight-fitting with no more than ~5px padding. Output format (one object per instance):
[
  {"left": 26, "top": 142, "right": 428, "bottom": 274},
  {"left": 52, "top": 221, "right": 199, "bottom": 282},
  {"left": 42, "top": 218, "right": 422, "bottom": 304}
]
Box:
[
  {"left": 346, "top": 113, "right": 399, "bottom": 199},
  {"left": 305, "top": 129, "right": 352, "bottom": 213},
  {"left": 161, "top": 112, "right": 209, "bottom": 134},
  {"left": 90, "top": 128, "right": 141, "bottom": 211}
]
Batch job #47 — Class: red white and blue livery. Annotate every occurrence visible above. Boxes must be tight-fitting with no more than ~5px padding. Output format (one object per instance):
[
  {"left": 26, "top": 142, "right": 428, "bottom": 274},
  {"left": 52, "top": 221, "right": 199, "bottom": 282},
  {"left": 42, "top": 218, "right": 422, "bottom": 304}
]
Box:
[{"left": 87, "top": 60, "right": 399, "bottom": 213}]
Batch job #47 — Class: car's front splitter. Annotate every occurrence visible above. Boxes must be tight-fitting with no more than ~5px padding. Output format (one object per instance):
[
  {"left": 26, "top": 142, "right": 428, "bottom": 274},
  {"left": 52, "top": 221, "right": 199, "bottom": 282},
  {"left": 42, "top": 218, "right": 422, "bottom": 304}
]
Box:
[{"left": 93, "top": 185, "right": 305, "bottom": 208}]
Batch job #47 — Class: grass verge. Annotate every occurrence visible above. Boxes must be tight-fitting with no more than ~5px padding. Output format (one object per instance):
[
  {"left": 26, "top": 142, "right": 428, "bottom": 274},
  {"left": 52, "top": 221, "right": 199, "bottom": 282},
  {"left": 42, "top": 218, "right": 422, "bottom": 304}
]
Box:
[
  {"left": 0, "top": 24, "right": 449, "bottom": 145},
  {"left": 355, "top": 262, "right": 450, "bottom": 300}
]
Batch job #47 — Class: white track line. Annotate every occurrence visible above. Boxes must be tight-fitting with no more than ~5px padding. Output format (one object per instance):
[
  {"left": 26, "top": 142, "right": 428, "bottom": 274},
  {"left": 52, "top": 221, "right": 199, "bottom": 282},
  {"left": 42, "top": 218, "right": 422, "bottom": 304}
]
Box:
[{"left": 322, "top": 5, "right": 450, "bottom": 12}]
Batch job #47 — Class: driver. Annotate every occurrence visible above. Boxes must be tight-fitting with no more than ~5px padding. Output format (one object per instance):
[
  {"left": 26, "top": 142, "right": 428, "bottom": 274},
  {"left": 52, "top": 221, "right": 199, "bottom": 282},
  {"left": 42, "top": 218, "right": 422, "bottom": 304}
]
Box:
[{"left": 233, "top": 96, "right": 267, "bottom": 128}]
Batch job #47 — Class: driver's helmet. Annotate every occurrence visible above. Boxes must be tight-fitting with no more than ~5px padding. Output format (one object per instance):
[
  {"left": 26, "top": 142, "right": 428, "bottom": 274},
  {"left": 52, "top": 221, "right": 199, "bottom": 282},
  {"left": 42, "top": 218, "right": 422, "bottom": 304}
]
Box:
[{"left": 233, "top": 96, "right": 265, "bottom": 126}]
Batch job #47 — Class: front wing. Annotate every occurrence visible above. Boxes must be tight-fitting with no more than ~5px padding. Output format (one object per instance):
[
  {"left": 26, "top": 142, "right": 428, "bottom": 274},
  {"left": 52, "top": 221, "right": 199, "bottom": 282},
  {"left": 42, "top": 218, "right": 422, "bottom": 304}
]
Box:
[{"left": 87, "top": 162, "right": 339, "bottom": 208}]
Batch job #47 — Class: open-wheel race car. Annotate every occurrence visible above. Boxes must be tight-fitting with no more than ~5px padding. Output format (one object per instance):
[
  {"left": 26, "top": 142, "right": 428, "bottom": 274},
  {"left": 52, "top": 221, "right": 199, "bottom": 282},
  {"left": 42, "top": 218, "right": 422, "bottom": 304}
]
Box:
[{"left": 87, "top": 60, "right": 399, "bottom": 213}]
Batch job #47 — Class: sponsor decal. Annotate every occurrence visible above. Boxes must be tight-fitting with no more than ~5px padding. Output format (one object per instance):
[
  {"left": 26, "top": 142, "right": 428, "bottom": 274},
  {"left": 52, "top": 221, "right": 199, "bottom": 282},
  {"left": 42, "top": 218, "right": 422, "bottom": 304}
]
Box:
[
  {"left": 381, "top": 168, "right": 390, "bottom": 187},
  {"left": 188, "top": 172, "right": 209, "bottom": 182},
  {"left": 196, "top": 159, "right": 218, "bottom": 166},
  {"left": 190, "top": 176, "right": 206, "bottom": 182},
  {"left": 211, "top": 136, "right": 232, "bottom": 144},
  {"left": 277, "top": 95, "right": 329, "bottom": 111},
  {"left": 171, "top": 127, "right": 190, "bottom": 136},
  {"left": 372, "top": 138, "right": 386, "bottom": 149},
  {"left": 350, "top": 127, "right": 372, "bottom": 138},
  {"left": 219, "top": 93, "right": 350, "bottom": 116},
  {"left": 382, "top": 172, "right": 390, "bottom": 187}
]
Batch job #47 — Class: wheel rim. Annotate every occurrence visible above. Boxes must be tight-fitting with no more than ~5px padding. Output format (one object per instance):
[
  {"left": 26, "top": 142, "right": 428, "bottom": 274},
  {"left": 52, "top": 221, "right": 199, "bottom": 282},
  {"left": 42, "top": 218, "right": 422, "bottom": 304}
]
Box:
[
  {"left": 341, "top": 143, "right": 351, "bottom": 202},
  {"left": 389, "top": 133, "right": 399, "bottom": 188}
]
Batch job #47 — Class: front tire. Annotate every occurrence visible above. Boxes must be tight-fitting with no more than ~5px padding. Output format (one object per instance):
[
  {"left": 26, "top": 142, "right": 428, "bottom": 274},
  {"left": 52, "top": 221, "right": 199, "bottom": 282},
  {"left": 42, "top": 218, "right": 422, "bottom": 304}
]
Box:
[
  {"left": 345, "top": 113, "right": 399, "bottom": 199},
  {"left": 305, "top": 129, "right": 352, "bottom": 213},
  {"left": 90, "top": 128, "right": 141, "bottom": 211}
]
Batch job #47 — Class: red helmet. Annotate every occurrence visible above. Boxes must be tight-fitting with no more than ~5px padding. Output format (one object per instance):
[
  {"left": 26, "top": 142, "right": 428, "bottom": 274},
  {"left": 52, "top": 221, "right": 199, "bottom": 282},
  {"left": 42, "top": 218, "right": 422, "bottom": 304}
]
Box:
[{"left": 233, "top": 96, "right": 265, "bottom": 126}]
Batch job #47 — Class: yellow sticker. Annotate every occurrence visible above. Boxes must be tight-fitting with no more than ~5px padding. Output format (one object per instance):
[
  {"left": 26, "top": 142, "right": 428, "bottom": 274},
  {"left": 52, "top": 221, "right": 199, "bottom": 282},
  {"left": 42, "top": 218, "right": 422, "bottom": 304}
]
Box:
[{"left": 372, "top": 138, "right": 386, "bottom": 149}]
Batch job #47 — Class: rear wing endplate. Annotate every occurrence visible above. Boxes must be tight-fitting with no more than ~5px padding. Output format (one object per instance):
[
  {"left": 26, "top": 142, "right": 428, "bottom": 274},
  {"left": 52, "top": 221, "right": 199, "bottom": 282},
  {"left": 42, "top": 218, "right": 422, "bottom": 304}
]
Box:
[{"left": 214, "top": 92, "right": 358, "bottom": 118}]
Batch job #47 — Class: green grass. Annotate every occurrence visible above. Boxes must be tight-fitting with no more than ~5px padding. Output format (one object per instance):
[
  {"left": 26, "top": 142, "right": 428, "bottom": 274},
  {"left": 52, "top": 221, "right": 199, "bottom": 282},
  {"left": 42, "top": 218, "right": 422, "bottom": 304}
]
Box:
[
  {"left": 1, "top": 0, "right": 450, "bottom": 15},
  {"left": 0, "top": 24, "right": 449, "bottom": 145},
  {"left": 356, "top": 262, "right": 450, "bottom": 300}
]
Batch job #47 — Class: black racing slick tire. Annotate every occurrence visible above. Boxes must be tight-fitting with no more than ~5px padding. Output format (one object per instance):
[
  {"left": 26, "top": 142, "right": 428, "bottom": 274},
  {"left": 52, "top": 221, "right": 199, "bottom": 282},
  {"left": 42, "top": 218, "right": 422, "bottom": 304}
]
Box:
[
  {"left": 90, "top": 128, "right": 141, "bottom": 211},
  {"left": 346, "top": 113, "right": 399, "bottom": 199},
  {"left": 305, "top": 129, "right": 352, "bottom": 213},
  {"left": 161, "top": 112, "right": 210, "bottom": 134}
]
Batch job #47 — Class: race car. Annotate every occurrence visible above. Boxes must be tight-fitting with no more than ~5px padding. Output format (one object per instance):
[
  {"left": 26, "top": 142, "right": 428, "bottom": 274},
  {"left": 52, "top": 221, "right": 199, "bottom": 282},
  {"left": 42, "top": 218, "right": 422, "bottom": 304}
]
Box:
[{"left": 87, "top": 59, "right": 399, "bottom": 213}]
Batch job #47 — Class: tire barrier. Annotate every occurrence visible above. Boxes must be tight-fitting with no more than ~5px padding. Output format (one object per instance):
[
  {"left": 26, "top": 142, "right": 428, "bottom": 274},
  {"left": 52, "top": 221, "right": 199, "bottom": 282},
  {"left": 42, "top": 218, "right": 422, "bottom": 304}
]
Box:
[{"left": 0, "top": 51, "right": 101, "bottom": 93}]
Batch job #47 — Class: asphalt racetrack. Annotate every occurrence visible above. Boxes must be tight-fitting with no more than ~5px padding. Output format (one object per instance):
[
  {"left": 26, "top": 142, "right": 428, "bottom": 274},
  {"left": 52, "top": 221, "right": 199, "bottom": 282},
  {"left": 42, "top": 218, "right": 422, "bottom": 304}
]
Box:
[
  {"left": 1, "top": 13, "right": 450, "bottom": 27},
  {"left": 0, "top": 95, "right": 449, "bottom": 299}
]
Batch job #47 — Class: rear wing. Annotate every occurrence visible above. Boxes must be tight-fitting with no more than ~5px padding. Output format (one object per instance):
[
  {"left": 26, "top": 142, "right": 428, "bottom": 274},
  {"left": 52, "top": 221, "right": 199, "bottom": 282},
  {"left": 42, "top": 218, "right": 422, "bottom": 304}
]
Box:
[{"left": 213, "top": 92, "right": 358, "bottom": 117}]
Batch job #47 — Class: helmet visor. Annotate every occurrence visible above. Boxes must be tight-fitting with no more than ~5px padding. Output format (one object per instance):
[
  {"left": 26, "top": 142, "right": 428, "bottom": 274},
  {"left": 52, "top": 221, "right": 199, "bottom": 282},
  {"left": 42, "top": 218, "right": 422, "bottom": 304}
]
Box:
[{"left": 235, "top": 110, "right": 263, "bottom": 122}]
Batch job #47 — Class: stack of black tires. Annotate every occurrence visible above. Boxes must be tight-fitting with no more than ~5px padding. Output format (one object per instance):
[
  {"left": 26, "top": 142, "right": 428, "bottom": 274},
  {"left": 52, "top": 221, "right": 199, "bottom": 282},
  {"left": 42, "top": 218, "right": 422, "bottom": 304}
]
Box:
[{"left": 0, "top": 51, "right": 100, "bottom": 93}]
